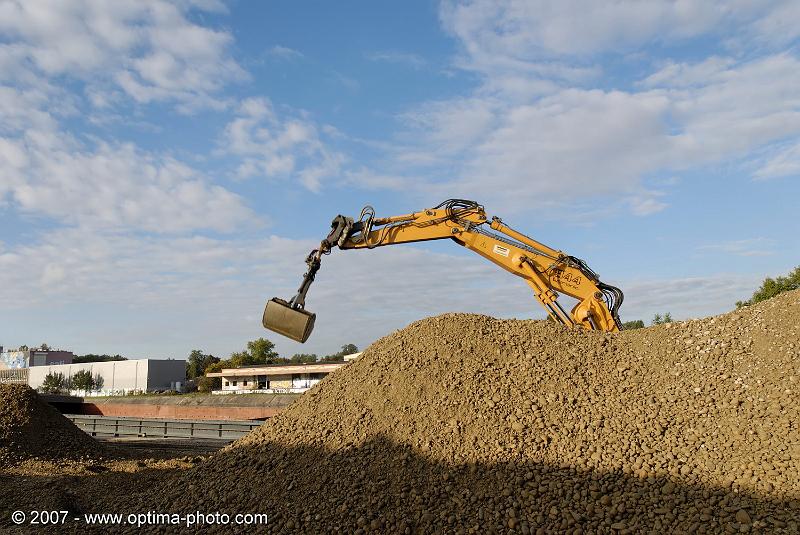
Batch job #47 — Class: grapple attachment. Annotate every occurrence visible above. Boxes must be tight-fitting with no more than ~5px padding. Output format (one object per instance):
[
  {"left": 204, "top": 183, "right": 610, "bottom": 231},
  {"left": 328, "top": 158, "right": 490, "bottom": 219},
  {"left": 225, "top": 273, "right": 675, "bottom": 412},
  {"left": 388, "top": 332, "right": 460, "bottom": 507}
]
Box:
[
  {"left": 261, "top": 214, "right": 355, "bottom": 343},
  {"left": 263, "top": 298, "right": 316, "bottom": 343}
]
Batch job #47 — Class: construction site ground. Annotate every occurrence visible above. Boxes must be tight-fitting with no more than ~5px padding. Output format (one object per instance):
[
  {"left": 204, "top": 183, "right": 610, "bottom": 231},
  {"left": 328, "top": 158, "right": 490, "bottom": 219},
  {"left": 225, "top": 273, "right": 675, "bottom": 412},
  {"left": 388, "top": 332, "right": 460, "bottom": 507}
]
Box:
[{"left": 1, "top": 289, "right": 799, "bottom": 533}]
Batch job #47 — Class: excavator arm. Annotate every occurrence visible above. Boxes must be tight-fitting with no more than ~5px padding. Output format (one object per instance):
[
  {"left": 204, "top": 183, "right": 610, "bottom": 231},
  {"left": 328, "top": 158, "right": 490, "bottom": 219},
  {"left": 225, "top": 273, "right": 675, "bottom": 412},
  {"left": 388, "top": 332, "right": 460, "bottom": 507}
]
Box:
[{"left": 263, "top": 199, "right": 623, "bottom": 342}]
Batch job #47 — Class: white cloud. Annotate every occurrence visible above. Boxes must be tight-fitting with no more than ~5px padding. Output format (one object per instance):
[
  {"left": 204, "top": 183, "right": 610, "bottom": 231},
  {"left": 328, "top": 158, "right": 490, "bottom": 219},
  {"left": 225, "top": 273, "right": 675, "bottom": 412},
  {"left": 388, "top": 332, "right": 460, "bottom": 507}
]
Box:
[
  {"left": 399, "top": 96, "right": 500, "bottom": 157},
  {"left": 640, "top": 56, "right": 737, "bottom": 88},
  {"left": 0, "top": 0, "right": 244, "bottom": 111},
  {"left": 696, "top": 238, "right": 776, "bottom": 257},
  {"left": 754, "top": 141, "right": 800, "bottom": 180},
  {"left": 751, "top": 0, "right": 800, "bottom": 46},
  {"left": 382, "top": 3, "right": 800, "bottom": 215},
  {"left": 0, "top": 83, "right": 253, "bottom": 233},
  {"left": 628, "top": 192, "right": 668, "bottom": 216},
  {"left": 439, "top": 0, "right": 776, "bottom": 62},
  {"left": 342, "top": 168, "right": 410, "bottom": 191},
  {"left": 366, "top": 51, "right": 427, "bottom": 69},
  {"left": 666, "top": 53, "right": 800, "bottom": 164},
  {"left": 267, "top": 45, "right": 304, "bottom": 60},
  {"left": 0, "top": 134, "right": 253, "bottom": 233},
  {"left": 0, "top": 229, "right": 308, "bottom": 310},
  {"left": 221, "top": 98, "right": 347, "bottom": 192},
  {"left": 620, "top": 274, "right": 763, "bottom": 321},
  {"left": 451, "top": 89, "right": 671, "bottom": 204}
]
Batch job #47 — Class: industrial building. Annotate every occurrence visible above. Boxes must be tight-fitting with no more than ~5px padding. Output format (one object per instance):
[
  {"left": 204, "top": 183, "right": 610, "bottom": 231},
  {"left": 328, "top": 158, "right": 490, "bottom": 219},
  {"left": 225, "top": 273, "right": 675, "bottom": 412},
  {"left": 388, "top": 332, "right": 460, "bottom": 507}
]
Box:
[
  {"left": 25, "top": 359, "right": 186, "bottom": 395},
  {"left": 206, "top": 362, "right": 348, "bottom": 394},
  {"left": 0, "top": 347, "right": 73, "bottom": 369}
]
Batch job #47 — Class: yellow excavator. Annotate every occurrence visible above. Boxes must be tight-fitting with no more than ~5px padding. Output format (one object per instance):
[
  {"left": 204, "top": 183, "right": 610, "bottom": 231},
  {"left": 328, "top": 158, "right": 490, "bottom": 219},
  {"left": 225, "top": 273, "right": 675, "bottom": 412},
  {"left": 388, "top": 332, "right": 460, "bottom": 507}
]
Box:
[{"left": 263, "top": 199, "right": 624, "bottom": 342}]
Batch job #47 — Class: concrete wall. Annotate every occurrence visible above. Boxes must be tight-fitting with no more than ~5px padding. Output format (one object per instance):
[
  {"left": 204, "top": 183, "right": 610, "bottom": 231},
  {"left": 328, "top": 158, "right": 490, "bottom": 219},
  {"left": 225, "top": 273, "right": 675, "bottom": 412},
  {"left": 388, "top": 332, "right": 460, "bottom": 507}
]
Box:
[{"left": 27, "top": 359, "right": 186, "bottom": 394}]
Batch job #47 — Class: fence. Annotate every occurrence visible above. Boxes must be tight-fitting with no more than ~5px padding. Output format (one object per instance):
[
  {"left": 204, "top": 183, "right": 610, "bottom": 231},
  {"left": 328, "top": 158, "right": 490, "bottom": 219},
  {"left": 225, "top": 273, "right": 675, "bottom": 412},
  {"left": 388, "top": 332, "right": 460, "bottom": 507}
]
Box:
[
  {"left": 0, "top": 368, "right": 28, "bottom": 384},
  {"left": 65, "top": 414, "right": 262, "bottom": 440}
]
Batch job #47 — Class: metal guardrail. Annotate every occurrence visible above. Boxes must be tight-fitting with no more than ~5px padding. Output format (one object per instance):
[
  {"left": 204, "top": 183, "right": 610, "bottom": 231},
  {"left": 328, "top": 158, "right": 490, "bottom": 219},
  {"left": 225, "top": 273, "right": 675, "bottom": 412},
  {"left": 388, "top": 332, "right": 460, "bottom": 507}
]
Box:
[{"left": 65, "top": 414, "right": 262, "bottom": 440}]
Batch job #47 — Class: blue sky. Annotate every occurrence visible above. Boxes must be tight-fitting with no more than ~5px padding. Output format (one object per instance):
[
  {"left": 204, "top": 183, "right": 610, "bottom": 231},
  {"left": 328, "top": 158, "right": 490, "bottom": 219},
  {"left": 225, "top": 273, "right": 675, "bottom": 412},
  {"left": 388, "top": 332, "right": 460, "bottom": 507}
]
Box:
[{"left": 1, "top": 0, "right": 798, "bottom": 360}]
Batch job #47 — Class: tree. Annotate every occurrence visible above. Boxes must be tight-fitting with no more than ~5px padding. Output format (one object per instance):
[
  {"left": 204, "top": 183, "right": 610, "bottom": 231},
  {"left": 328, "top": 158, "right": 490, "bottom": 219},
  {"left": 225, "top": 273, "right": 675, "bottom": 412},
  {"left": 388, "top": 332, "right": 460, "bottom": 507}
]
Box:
[
  {"left": 289, "top": 353, "right": 318, "bottom": 364},
  {"left": 321, "top": 343, "right": 359, "bottom": 362},
  {"left": 71, "top": 370, "right": 96, "bottom": 391},
  {"left": 737, "top": 266, "right": 800, "bottom": 308},
  {"left": 40, "top": 372, "right": 67, "bottom": 394},
  {"left": 191, "top": 337, "right": 289, "bottom": 393},
  {"left": 622, "top": 320, "right": 645, "bottom": 330},
  {"left": 197, "top": 360, "right": 225, "bottom": 392},
  {"left": 652, "top": 313, "right": 673, "bottom": 326},
  {"left": 246, "top": 338, "right": 280, "bottom": 364},
  {"left": 340, "top": 343, "right": 358, "bottom": 355},
  {"left": 196, "top": 376, "right": 217, "bottom": 393},
  {"left": 73, "top": 354, "right": 127, "bottom": 363},
  {"left": 186, "top": 350, "right": 220, "bottom": 379},
  {"left": 40, "top": 343, "right": 51, "bottom": 351}
]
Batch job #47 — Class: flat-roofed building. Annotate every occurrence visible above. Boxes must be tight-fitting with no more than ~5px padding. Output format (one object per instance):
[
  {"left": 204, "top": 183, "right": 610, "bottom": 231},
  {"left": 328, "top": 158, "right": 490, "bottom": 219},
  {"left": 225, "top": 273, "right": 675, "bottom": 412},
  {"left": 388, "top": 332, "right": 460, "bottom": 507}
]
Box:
[
  {"left": 0, "top": 348, "right": 73, "bottom": 369},
  {"left": 26, "top": 359, "right": 186, "bottom": 395},
  {"left": 206, "top": 362, "right": 348, "bottom": 394},
  {"left": 343, "top": 352, "right": 361, "bottom": 362}
]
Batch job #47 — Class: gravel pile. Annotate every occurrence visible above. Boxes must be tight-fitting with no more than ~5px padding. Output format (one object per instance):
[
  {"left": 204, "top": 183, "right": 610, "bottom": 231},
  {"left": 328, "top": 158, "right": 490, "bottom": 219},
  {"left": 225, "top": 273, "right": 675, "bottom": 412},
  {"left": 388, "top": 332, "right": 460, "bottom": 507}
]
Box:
[
  {"left": 0, "top": 384, "right": 106, "bottom": 463},
  {"left": 116, "top": 291, "right": 799, "bottom": 533}
]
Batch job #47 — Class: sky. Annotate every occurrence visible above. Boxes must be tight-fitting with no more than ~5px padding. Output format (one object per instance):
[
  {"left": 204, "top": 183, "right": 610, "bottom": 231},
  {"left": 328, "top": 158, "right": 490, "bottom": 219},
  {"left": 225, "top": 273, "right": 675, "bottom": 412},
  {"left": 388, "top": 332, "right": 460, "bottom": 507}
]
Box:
[{"left": 1, "top": 0, "right": 798, "bottom": 360}]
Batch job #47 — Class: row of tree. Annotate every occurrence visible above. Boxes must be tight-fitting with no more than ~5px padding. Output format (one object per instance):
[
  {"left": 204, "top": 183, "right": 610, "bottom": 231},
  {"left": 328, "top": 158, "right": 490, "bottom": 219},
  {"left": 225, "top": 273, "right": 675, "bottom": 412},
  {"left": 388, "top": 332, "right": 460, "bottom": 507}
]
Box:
[
  {"left": 736, "top": 266, "right": 800, "bottom": 308},
  {"left": 73, "top": 354, "right": 128, "bottom": 363},
  {"left": 622, "top": 312, "right": 673, "bottom": 330},
  {"left": 39, "top": 370, "right": 104, "bottom": 394},
  {"left": 186, "top": 339, "right": 359, "bottom": 392}
]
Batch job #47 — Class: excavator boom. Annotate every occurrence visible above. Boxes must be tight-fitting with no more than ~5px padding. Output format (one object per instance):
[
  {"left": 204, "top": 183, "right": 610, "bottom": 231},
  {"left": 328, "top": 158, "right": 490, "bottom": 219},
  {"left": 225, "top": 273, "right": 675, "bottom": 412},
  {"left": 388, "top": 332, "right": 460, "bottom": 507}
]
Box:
[{"left": 263, "top": 199, "right": 623, "bottom": 342}]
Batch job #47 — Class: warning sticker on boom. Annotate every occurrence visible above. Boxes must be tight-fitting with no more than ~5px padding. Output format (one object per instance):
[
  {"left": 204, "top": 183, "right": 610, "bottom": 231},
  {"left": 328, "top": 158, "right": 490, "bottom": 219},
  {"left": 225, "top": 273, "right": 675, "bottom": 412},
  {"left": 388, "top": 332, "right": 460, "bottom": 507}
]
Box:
[{"left": 492, "top": 244, "right": 510, "bottom": 257}]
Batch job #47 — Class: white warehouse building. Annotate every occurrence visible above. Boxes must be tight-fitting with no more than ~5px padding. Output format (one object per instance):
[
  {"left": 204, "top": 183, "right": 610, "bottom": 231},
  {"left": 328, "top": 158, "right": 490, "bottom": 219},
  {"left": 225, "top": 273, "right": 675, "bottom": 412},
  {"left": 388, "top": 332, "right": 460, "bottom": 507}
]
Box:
[{"left": 26, "top": 359, "right": 186, "bottom": 395}]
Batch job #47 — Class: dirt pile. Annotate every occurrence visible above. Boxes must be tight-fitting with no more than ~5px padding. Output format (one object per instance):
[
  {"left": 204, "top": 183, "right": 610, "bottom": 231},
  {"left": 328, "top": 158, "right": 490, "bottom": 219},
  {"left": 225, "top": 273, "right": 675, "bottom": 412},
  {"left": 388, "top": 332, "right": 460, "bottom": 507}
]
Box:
[
  {"left": 118, "top": 291, "right": 799, "bottom": 533},
  {"left": 0, "top": 384, "right": 106, "bottom": 463}
]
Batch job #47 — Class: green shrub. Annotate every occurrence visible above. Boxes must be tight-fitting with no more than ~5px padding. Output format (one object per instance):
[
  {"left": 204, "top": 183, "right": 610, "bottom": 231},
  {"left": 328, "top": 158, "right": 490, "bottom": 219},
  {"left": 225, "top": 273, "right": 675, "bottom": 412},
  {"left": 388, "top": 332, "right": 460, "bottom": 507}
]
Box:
[
  {"left": 39, "top": 372, "right": 67, "bottom": 394},
  {"left": 622, "top": 320, "right": 645, "bottom": 330},
  {"left": 70, "top": 369, "right": 103, "bottom": 392},
  {"left": 652, "top": 313, "right": 673, "bottom": 325},
  {"left": 737, "top": 266, "right": 800, "bottom": 308}
]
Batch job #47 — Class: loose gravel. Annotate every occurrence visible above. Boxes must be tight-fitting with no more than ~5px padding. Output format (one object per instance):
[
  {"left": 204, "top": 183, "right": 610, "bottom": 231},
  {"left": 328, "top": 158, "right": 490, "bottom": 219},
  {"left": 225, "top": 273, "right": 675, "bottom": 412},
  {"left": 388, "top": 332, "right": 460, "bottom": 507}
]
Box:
[
  {"left": 115, "top": 290, "right": 800, "bottom": 533},
  {"left": 4, "top": 291, "right": 800, "bottom": 534},
  {"left": 0, "top": 384, "right": 107, "bottom": 464}
]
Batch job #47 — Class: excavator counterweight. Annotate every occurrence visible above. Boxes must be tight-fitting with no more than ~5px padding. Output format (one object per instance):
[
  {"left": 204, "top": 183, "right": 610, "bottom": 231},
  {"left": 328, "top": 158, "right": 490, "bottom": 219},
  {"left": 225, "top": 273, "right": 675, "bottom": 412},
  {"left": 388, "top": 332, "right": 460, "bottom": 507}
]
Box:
[{"left": 263, "top": 199, "right": 624, "bottom": 342}]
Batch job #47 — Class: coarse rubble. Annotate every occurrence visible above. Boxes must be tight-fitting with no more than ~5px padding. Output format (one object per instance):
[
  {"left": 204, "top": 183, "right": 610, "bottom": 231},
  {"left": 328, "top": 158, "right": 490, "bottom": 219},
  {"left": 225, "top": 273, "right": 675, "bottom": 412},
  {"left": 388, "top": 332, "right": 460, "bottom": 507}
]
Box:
[
  {"left": 100, "top": 289, "right": 800, "bottom": 534},
  {"left": 0, "top": 384, "right": 107, "bottom": 464},
  {"left": 5, "top": 291, "right": 800, "bottom": 534}
]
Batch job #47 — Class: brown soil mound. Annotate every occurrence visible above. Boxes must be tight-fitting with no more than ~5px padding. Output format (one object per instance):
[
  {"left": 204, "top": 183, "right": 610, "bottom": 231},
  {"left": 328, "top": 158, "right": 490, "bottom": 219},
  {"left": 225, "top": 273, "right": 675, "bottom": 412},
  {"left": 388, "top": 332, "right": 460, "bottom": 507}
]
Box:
[
  {"left": 114, "top": 291, "right": 799, "bottom": 533},
  {"left": 0, "top": 384, "right": 106, "bottom": 463}
]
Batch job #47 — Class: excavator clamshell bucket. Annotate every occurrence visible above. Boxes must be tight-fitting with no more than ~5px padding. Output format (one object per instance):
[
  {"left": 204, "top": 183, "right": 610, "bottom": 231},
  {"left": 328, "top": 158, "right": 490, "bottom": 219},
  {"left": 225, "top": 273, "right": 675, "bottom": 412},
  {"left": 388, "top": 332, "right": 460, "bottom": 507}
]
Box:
[{"left": 263, "top": 298, "right": 316, "bottom": 343}]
